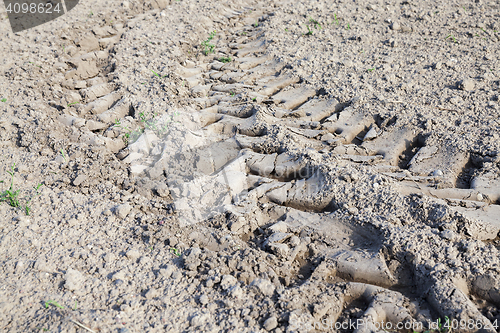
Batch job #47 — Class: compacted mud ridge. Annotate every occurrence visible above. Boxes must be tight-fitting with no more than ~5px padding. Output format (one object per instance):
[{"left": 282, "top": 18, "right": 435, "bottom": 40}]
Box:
[{"left": 1, "top": 0, "right": 500, "bottom": 332}]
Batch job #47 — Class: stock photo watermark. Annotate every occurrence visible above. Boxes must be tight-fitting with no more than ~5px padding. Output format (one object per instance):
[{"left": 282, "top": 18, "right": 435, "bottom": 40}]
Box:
[{"left": 4, "top": 0, "right": 79, "bottom": 33}]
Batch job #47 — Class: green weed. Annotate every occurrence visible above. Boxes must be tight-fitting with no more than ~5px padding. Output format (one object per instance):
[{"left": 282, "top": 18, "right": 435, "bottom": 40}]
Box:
[
  {"left": 1, "top": 98, "right": 6, "bottom": 102},
  {"left": 333, "top": 13, "right": 339, "bottom": 25},
  {"left": 304, "top": 17, "right": 321, "bottom": 35},
  {"left": 45, "top": 300, "right": 64, "bottom": 309},
  {"left": 304, "top": 24, "right": 313, "bottom": 35},
  {"left": 0, "top": 164, "right": 20, "bottom": 208},
  {"left": 150, "top": 69, "right": 168, "bottom": 79},
  {"left": 254, "top": 21, "right": 259, "bottom": 27},
  {"left": 367, "top": 68, "right": 375, "bottom": 72},
  {"left": 309, "top": 17, "right": 321, "bottom": 30},
  {"left": 73, "top": 301, "right": 78, "bottom": 311},
  {"left": 219, "top": 56, "right": 232, "bottom": 63},
  {"left": 169, "top": 247, "right": 181, "bottom": 256},
  {"left": 60, "top": 149, "right": 67, "bottom": 163},
  {"left": 346, "top": 23, "right": 351, "bottom": 30},
  {"left": 201, "top": 31, "right": 216, "bottom": 55},
  {"left": 230, "top": 92, "right": 235, "bottom": 97},
  {"left": 67, "top": 101, "right": 78, "bottom": 107},
  {"left": 446, "top": 34, "right": 457, "bottom": 43}
]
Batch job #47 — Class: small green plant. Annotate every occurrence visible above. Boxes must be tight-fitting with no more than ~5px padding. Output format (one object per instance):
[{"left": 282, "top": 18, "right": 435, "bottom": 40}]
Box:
[
  {"left": 45, "top": 300, "right": 64, "bottom": 309},
  {"left": 309, "top": 17, "right": 321, "bottom": 30},
  {"left": 73, "top": 301, "right": 78, "bottom": 311},
  {"left": 346, "top": 23, "right": 351, "bottom": 30},
  {"left": 367, "top": 68, "right": 375, "bottom": 72},
  {"left": 446, "top": 34, "right": 457, "bottom": 43},
  {"left": 333, "top": 13, "right": 340, "bottom": 25},
  {"left": 150, "top": 69, "right": 168, "bottom": 79},
  {"left": 304, "top": 24, "right": 313, "bottom": 35},
  {"left": 0, "top": 164, "right": 21, "bottom": 208},
  {"left": 219, "top": 56, "right": 232, "bottom": 63},
  {"left": 230, "top": 91, "right": 235, "bottom": 97},
  {"left": 254, "top": 20, "right": 259, "bottom": 27},
  {"left": 252, "top": 97, "right": 257, "bottom": 101},
  {"left": 169, "top": 247, "right": 181, "bottom": 256},
  {"left": 60, "top": 149, "right": 67, "bottom": 163},
  {"left": 1, "top": 98, "right": 6, "bottom": 102},
  {"left": 67, "top": 101, "right": 78, "bottom": 107},
  {"left": 201, "top": 31, "right": 216, "bottom": 55},
  {"left": 304, "top": 17, "right": 321, "bottom": 35}
]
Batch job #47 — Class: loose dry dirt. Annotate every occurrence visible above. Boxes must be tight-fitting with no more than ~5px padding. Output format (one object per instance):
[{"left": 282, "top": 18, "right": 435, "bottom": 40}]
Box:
[{"left": 0, "top": 0, "right": 499, "bottom": 332}]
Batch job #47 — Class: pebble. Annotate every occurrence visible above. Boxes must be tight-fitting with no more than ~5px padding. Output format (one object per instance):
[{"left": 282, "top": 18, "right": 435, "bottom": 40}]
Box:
[
  {"left": 458, "top": 79, "right": 475, "bottom": 91},
  {"left": 220, "top": 275, "right": 238, "bottom": 290},
  {"left": 269, "top": 221, "right": 289, "bottom": 233},
  {"left": 65, "top": 268, "right": 85, "bottom": 291},
  {"left": 72, "top": 174, "right": 87, "bottom": 186},
  {"left": 126, "top": 249, "right": 141, "bottom": 260},
  {"left": 250, "top": 278, "right": 275, "bottom": 296},
  {"left": 391, "top": 21, "right": 401, "bottom": 30},
  {"left": 440, "top": 230, "right": 455, "bottom": 241},
  {"left": 115, "top": 203, "right": 132, "bottom": 219},
  {"left": 155, "top": 183, "right": 170, "bottom": 197},
  {"left": 433, "top": 170, "right": 444, "bottom": 177},
  {"left": 199, "top": 294, "right": 209, "bottom": 305},
  {"left": 263, "top": 316, "right": 278, "bottom": 331}
]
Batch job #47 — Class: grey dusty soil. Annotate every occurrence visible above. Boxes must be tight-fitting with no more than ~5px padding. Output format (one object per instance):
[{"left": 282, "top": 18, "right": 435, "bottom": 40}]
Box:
[{"left": 0, "top": 0, "right": 500, "bottom": 332}]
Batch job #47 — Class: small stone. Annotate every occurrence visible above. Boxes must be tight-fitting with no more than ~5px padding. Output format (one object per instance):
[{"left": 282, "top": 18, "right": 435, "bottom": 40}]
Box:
[
  {"left": 433, "top": 170, "right": 444, "bottom": 177},
  {"left": 321, "top": 133, "right": 335, "bottom": 142},
  {"left": 458, "top": 79, "right": 475, "bottom": 91},
  {"left": 126, "top": 249, "right": 141, "bottom": 260},
  {"left": 155, "top": 183, "right": 169, "bottom": 197},
  {"left": 220, "top": 275, "right": 238, "bottom": 290},
  {"left": 121, "top": 1, "right": 130, "bottom": 9},
  {"left": 477, "top": 192, "right": 484, "bottom": 201},
  {"left": 250, "top": 278, "right": 275, "bottom": 296},
  {"left": 115, "top": 203, "right": 132, "bottom": 219},
  {"left": 434, "top": 62, "right": 442, "bottom": 70},
  {"left": 343, "top": 59, "right": 353, "bottom": 67},
  {"left": 190, "top": 312, "right": 210, "bottom": 327},
  {"left": 391, "top": 21, "right": 401, "bottom": 30},
  {"left": 65, "top": 268, "right": 85, "bottom": 291},
  {"left": 72, "top": 174, "right": 87, "bottom": 186},
  {"left": 269, "top": 243, "right": 289, "bottom": 258},
  {"left": 268, "top": 221, "right": 289, "bottom": 233},
  {"left": 440, "top": 230, "right": 455, "bottom": 241},
  {"left": 199, "top": 294, "right": 209, "bottom": 305},
  {"left": 229, "top": 284, "right": 243, "bottom": 298},
  {"left": 263, "top": 316, "right": 278, "bottom": 331},
  {"left": 145, "top": 288, "right": 159, "bottom": 299}
]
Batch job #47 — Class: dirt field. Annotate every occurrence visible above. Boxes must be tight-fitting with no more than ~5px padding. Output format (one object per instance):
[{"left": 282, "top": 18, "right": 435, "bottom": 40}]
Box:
[{"left": 0, "top": 0, "right": 499, "bottom": 332}]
